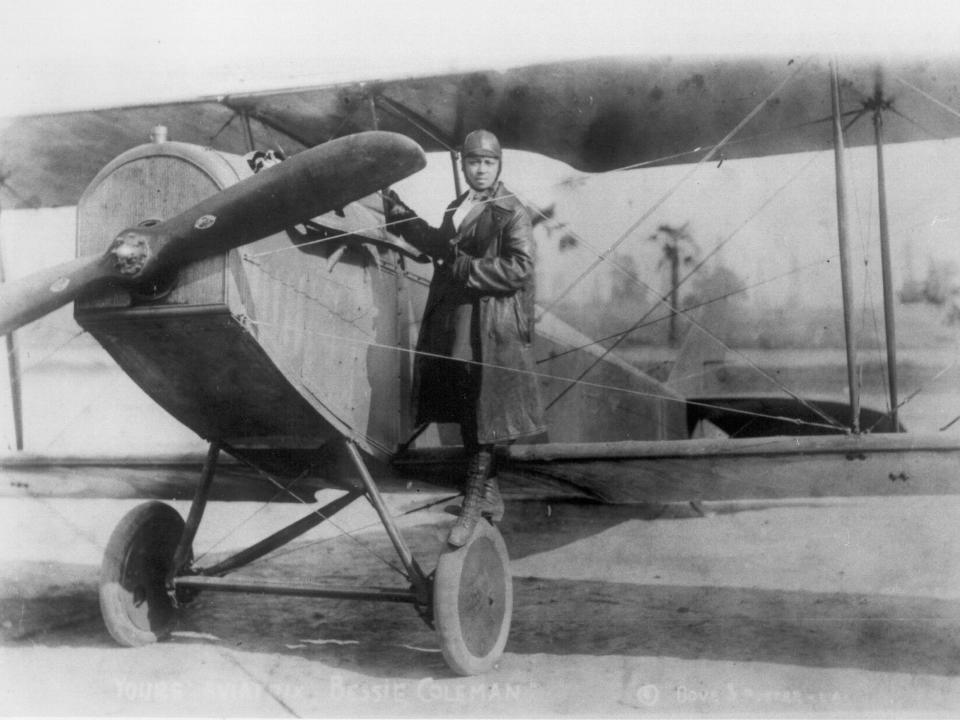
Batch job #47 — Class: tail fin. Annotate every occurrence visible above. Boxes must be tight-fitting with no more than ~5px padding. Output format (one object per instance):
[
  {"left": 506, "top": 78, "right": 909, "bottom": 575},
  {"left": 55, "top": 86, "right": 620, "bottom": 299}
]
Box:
[{"left": 666, "top": 303, "right": 729, "bottom": 397}]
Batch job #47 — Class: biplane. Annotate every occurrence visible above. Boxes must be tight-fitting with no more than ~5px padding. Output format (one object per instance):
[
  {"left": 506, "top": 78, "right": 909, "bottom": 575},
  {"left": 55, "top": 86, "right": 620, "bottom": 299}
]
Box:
[{"left": 3, "top": 53, "right": 960, "bottom": 676}]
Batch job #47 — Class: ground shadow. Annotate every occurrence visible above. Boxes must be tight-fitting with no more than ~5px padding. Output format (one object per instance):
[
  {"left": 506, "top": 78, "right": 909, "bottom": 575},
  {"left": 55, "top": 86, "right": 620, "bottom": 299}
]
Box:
[
  {"left": 509, "top": 577, "right": 960, "bottom": 676},
  {"left": 497, "top": 498, "right": 847, "bottom": 560},
  {"left": 0, "top": 561, "right": 108, "bottom": 645}
]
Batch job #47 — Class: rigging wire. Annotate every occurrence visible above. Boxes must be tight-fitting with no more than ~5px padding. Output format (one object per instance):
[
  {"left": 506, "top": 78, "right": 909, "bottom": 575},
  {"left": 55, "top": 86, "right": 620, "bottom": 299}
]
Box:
[
  {"left": 867, "top": 355, "right": 960, "bottom": 433},
  {"left": 252, "top": 492, "right": 460, "bottom": 566},
  {"left": 241, "top": 175, "right": 842, "bottom": 429},
  {"left": 853, "top": 131, "right": 894, "bottom": 417},
  {"left": 323, "top": 101, "right": 361, "bottom": 146},
  {"left": 537, "top": 58, "right": 812, "bottom": 322},
  {"left": 374, "top": 94, "right": 458, "bottom": 153},
  {"left": 895, "top": 76, "right": 960, "bottom": 124},
  {"left": 614, "top": 109, "right": 863, "bottom": 172},
  {"left": 885, "top": 105, "right": 945, "bottom": 143},
  {"left": 530, "top": 235, "right": 849, "bottom": 427},
  {"left": 239, "top": 163, "right": 853, "bottom": 432},
  {"left": 242, "top": 191, "right": 847, "bottom": 426},
  {"left": 867, "top": 75, "right": 960, "bottom": 425},
  {"left": 940, "top": 412, "right": 960, "bottom": 432},
  {"left": 527, "top": 151, "right": 821, "bottom": 362},
  {"left": 40, "top": 365, "right": 128, "bottom": 452},
  {"left": 190, "top": 469, "right": 316, "bottom": 565},
  {"left": 233, "top": 458, "right": 412, "bottom": 580},
  {"left": 246, "top": 67, "right": 826, "bottom": 263},
  {"left": 208, "top": 112, "right": 239, "bottom": 144},
  {"left": 841, "top": 111, "right": 883, "bottom": 412},
  {"left": 6, "top": 328, "right": 86, "bottom": 371},
  {"left": 244, "top": 316, "right": 845, "bottom": 435},
  {"left": 540, "top": 256, "right": 839, "bottom": 365},
  {"left": 245, "top": 216, "right": 416, "bottom": 259}
]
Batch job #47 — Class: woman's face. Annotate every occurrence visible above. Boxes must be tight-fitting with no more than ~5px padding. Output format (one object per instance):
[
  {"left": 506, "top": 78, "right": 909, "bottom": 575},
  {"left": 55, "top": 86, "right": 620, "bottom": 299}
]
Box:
[{"left": 462, "top": 155, "right": 500, "bottom": 192}]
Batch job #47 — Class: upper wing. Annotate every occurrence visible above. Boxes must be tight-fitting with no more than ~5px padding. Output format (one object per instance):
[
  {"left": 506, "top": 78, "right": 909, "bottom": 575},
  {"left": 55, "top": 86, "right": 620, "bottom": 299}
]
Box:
[
  {"left": 8, "top": 55, "right": 960, "bottom": 210},
  {"left": 224, "top": 56, "right": 960, "bottom": 169},
  {"left": 0, "top": 101, "right": 305, "bottom": 209}
]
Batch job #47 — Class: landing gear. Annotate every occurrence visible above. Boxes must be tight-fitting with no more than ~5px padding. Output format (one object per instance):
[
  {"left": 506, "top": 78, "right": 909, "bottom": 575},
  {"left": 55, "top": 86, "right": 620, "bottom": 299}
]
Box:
[
  {"left": 97, "top": 440, "right": 514, "bottom": 675},
  {"left": 99, "top": 501, "right": 187, "bottom": 646},
  {"left": 434, "top": 519, "right": 512, "bottom": 675}
]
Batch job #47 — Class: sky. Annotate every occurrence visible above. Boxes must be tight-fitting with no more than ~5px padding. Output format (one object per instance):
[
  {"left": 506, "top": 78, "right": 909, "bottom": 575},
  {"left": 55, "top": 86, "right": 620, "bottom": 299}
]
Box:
[{"left": 2, "top": 0, "right": 960, "bottom": 116}]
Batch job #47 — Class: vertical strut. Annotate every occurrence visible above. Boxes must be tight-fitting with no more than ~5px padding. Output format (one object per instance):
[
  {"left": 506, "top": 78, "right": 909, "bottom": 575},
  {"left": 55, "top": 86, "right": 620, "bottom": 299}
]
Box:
[
  {"left": 344, "top": 440, "right": 430, "bottom": 600},
  {"left": 830, "top": 59, "right": 861, "bottom": 433},
  {"left": 872, "top": 84, "right": 900, "bottom": 431},
  {"left": 450, "top": 151, "right": 463, "bottom": 197},
  {"left": 168, "top": 442, "right": 220, "bottom": 584},
  {"left": 240, "top": 113, "right": 256, "bottom": 153},
  {"left": 0, "top": 227, "right": 23, "bottom": 450}
]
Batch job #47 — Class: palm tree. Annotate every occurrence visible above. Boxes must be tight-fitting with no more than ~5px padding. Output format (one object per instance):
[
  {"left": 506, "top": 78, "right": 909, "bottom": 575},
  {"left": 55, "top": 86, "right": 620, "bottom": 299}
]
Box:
[{"left": 649, "top": 223, "right": 698, "bottom": 346}]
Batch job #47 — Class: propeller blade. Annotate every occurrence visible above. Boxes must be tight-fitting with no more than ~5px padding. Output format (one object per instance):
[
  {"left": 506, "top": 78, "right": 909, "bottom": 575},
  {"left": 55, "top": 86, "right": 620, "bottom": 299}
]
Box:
[
  {"left": 151, "top": 131, "right": 426, "bottom": 268},
  {"left": 0, "top": 131, "right": 426, "bottom": 336},
  {"left": 0, "top": 254, "right": 113, "bottom": 335}
]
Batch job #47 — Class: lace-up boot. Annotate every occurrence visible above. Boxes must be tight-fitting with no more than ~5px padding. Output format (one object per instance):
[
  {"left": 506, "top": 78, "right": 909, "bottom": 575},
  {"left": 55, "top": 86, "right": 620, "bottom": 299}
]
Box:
[{"left": 447, "top": 449, "right": 493, "bottom": 547}]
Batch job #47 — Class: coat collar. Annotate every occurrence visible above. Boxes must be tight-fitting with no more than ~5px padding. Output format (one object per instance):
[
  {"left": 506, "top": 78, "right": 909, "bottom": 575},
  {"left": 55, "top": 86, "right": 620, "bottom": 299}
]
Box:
[{"left": 455, "top": 181, "right": 514, "bottom": 212}]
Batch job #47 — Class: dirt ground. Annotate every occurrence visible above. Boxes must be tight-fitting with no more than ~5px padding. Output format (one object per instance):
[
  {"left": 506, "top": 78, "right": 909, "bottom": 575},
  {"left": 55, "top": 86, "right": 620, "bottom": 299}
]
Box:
[{"left": 2, "top": 492, "right": 960, "bottom": 717}]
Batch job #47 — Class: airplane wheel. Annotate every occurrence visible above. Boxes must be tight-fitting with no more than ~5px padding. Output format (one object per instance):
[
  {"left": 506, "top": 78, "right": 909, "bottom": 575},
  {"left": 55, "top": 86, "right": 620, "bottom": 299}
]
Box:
[
  {"left": 99, "top": 501, "right": 186, "bottom": 647},
  {"left": 433, "top": 519, "right": 512, "bottom": 676}
]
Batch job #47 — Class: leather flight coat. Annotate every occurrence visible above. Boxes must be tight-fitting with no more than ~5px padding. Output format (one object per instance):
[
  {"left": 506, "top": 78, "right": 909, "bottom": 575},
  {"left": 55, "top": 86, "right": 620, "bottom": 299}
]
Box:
[{"left": 396, "top": 181, "right": 546, "bottom": 444}]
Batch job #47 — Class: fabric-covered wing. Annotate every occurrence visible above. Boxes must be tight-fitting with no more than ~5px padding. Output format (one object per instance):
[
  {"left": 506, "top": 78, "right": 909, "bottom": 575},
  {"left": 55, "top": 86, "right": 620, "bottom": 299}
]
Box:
[
  {"left": 225, "top": 55, "right": 960, "bottom": 169},
  {"left": 7, "top": 55, "right": 960, "bottom": 209},
  {"left": 0, "top": 102, "right": 305, "bottom": 209}
]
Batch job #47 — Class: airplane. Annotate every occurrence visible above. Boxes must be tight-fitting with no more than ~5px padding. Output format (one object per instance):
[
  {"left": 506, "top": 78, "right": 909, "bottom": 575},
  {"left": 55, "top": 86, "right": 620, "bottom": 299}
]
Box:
[{"left": 2, "top": 53, "right": 960, "bottom": 676}]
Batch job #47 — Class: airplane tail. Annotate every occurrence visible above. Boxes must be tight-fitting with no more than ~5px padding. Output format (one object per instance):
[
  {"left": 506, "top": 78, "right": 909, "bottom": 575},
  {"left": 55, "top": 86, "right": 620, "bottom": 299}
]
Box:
[{"left": 665, "top": 303, "right": 730, "bottom": 397}]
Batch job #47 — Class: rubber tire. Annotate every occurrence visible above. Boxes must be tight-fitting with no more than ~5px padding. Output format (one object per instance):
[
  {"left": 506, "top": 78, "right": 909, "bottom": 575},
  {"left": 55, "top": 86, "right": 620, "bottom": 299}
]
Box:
[
  {"left": 434, "top": 519, "right": 513, "bottom": 675},
  {"left": 99, "top": 501, "right": 186, "bottom": 647}
]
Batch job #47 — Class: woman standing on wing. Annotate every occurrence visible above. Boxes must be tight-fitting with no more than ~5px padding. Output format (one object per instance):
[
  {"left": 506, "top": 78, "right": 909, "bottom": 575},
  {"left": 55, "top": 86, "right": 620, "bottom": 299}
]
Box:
[{"left": 386, "top": 129, "right": 545, "bottom": 546}]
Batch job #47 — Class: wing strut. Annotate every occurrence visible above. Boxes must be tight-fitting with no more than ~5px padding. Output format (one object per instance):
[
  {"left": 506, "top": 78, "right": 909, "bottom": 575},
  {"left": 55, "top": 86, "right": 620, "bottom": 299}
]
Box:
[
  {"left": 830, "top": 59, "right": 861, "bottom": 433},
  {"left": 0, "top": 220, "right": 22, "bottom": 449},
  {"left": 372, "top": 92, "right": 463, "bottom": 195},
  {"left": 870, "top": 75, "right": 901, "bottom": 431}
]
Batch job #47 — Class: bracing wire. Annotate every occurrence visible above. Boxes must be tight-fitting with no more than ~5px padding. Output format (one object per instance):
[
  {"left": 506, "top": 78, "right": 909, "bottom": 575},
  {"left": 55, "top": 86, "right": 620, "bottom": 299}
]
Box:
[
  {"left": 253, "top": 493, "right": 460, "bottom": 566},
  {"left": 245, "top": 216, "right": 417, "bottom": 259},
  {"left": 241, "top": 162, "right": 846, "bottom": 425},
  {"left": 865, "top": 74, "right": 960, "bottom": 424},
  {"left": 867, "top": 356, "right": 960, "bottom": 433},
  {"left": 244, "top": 316, "right": 845, "bottom": 435},
  {"left": 895, "top": 76, "right": 960, "bottom": 124},
  {"left": 237, "top": 158, "right": 858, "bottom": 432},
  {"left": 208, "top": 112, "right": 239, "bottom": 144},
  {"left": 539, "top": 256, "right": 839, "bottom": 365},
  {"left": 534, "top": 241, "right": 849, "bottom": 427},
  {"left": 374, "top": 94, "right": 458, "bottom": 153},
  {"left": 614, "top": 109, "right": 862, "bottom": 173},
  {"left": 6, "top": 328, "right": 86, "bottom": 371},
  {"left": 537, "top": 57, "right": 812, "bottom": 321},
  {"left": 41, "top": 368, "right": 125, "bottom": 452},
  {"left": 190, "top": 469, "right": 315, "bottom": 565},
  {"left": 526, "top": 152, "right": 823, "bottom": 388},
  {"left": 232, "top": 458, "right": 412, "bottom": 580},
  {"left": 246, "top": 69, "right": 825, "bottom": 264}
]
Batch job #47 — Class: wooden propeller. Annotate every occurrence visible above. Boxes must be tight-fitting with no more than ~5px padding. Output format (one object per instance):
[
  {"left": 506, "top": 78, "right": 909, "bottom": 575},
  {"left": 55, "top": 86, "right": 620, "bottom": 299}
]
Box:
[{"left": 0, "top": 131, "right": 425, "bottom": 336}]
